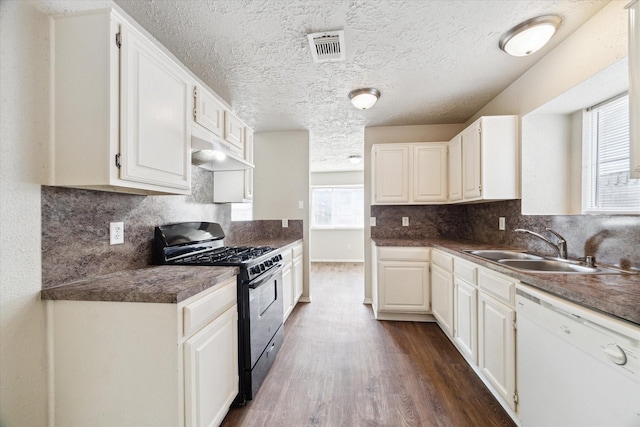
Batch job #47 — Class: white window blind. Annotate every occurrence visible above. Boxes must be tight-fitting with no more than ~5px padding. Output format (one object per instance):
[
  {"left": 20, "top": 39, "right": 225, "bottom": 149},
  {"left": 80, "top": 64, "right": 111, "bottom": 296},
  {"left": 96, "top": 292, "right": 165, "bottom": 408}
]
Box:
[
  {"left": 312, "top": 186, "right": 363, "bottom": 228},
  {"left": 583, "top": 94, "right": 640, "bottom": 213}
]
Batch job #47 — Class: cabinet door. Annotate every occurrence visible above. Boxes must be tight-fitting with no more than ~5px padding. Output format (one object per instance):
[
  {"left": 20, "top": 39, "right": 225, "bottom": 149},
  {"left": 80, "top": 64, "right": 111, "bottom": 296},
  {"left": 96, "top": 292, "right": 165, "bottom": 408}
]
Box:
[
  {"left": 413, "top": 144, "right": 448, "bottom": 202},
  {"left": 454, "top": 278, "right": 477, "bottom": 364},
  {"left": 194, "top": 86, "right": 225, "bottom": 137},
  {"left": 184, "top": 305, "right": 238, "bottom": 427},
  {"left": 478, "top": 292, "right": 516, "bottom": 410},
  {"left": 462, "top": 122, "right": 481, "bottom": 200},
  {"left": 377, "top": 261, "right": 430, "bottom": 313},
  {"left": 120, "top": 23, "right": 191, "bottom": 191},
  {"left": 224, "top": 110, "right": 245, "bottom": 155},
  {"left": 431, "top": 263, "right": 454, "bottom": 336},
  {"left": 293, "top": 255, "right": 303, "bottom": 303},
  {"left": 448, "top": 135, "right": 462, "bottom": 201},
  {"left": 282, "top": 263, "right": 293, "bottom": 321},
  {"left": 372, "top": 145, "right": 410, "bottom": 204}
]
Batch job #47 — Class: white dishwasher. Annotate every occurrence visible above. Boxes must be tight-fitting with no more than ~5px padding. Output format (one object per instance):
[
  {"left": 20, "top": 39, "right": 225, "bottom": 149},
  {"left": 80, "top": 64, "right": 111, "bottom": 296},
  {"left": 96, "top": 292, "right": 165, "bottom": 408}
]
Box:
[{"left": 516, "top": 284, "right": 640, "bottom": 427}]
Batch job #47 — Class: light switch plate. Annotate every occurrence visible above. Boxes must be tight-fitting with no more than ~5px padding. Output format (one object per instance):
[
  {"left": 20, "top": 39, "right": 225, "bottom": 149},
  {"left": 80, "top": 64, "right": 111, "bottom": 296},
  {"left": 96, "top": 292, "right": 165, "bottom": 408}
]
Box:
[
  {"left": 499, "top": 217, "right": 506, "bottom": 231},
  {"left": 298, "top": 200, "right": 304, "bottom": 209},
  {"left": 282, "top": 219, "right": 289, "bottom": 228},
  {"left": 370, "top": 217, "right": 376, "bottom": 227},
  {"left": 402, "top": 217, "right": 409, "bottom": 227}
]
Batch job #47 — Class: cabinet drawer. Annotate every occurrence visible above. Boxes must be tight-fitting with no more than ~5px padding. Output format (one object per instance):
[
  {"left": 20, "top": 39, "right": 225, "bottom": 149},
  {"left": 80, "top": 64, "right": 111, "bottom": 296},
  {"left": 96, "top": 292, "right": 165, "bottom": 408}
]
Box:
[
  {"left": 454, "top": 258, "right": 477, "bottom": 285},
  {"left": 431, "top": 250, "right": 453, "bottom": 272},
  {"left": 478, "top": 270, "right": 515, "bottom": 305},
  {"left": 183, "top": 278, "right": 237, "bottom": 338},
  {"left": 377, "top": 246, "right": 430, "bottom": 262}
]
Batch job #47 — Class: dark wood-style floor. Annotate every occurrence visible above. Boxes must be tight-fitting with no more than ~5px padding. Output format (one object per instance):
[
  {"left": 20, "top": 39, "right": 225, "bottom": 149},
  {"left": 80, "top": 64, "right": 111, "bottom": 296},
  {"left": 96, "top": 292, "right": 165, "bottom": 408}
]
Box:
[{"left": 221, "top": 263, "right": 516, "bottom": 427}]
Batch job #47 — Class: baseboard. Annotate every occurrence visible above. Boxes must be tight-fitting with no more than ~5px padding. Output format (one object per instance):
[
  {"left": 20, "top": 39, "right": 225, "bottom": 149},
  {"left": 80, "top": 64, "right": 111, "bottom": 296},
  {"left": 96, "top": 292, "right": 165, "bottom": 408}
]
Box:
[
  {"left": 373, "top": 310, "right": 436, "bottom": 322},
  {"left": 310, "top": 259, "right": 364, "bottom": 263},
  {"left": 362, "top": 298, "right": 373, "bottom": 305},
  {"left": 298, "top": 296, "right": 311, "bottom": 303}
]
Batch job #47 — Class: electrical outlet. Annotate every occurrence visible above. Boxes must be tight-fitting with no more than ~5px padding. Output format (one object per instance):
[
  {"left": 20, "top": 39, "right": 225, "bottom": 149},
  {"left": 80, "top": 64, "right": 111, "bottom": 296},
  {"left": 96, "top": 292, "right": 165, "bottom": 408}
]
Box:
[
  {"left": 282, "top": 219, "right": 289, "bottom": 228},
  {"left": 110, "top": 222, "right": 124, "bottom": 245},
  {"left": 402, "top": 217, "right": 409, "bottom": 227},
  {"left": 499, "top": 217, "right": 506, "bottom": 231},
  {"left": 298, "top": 200, "right": 304, "bottom": 209},
  {"left": 370, "top": 217, "right": 376, "bottom": 227}
]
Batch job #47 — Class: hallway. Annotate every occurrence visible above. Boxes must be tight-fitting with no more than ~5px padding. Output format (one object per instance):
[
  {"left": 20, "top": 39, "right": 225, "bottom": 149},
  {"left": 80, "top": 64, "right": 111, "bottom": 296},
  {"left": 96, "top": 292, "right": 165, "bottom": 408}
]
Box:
[{"left": 221, "top": 263, "right": 515, "bottom": 427}]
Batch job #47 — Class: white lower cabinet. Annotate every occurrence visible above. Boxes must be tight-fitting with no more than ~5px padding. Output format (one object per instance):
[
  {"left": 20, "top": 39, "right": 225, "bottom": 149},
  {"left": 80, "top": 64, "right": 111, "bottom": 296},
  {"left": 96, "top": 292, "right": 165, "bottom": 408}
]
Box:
[
  {"left": 453, "top": 277, "right": 478, "bottom": 364},
  {"left": 478, "top": 291, "right": 516, "bottom": 411},
  {"left": 372, "top": 245, "right": 431, "bottom": 321},
  {"left": 282, "top": 248, "right": 294, "bottom": 321},
  {"left": 184, "top": 305, "right": 238, "bottom": 427},
  {"left": 477, "top": 269, "right": 517, "bottom": 411},
  {"left": 282, "top": 240, "right": 304, "bottom": 323},
  {"left": 293, "top": 242, "right": 304, "bottom": 303},
  {"left": 430, "top": 250, "right": 454, "bottom": 336},
  {"left": 428, "top": 248, "right": 519, "bottom": 420},
  {"left": 49, "top": 277, "right": 238, "bottom": 427}
]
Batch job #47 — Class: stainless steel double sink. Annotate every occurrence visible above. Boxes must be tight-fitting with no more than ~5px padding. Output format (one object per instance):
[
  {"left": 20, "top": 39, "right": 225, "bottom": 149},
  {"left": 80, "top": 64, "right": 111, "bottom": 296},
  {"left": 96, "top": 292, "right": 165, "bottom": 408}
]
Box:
[{"left": 462, "top": 250, "right": 627, "bottom": 274}]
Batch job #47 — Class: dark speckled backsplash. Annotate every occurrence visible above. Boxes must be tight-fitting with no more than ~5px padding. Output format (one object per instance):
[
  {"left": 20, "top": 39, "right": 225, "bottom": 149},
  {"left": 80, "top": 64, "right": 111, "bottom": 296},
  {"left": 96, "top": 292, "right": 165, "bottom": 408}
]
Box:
[
  {"left": 372, "top": 200, "right": 640, "bottom": 270},
  {"left": 42, "top": 168, "right": 301, "bottom": 288}
]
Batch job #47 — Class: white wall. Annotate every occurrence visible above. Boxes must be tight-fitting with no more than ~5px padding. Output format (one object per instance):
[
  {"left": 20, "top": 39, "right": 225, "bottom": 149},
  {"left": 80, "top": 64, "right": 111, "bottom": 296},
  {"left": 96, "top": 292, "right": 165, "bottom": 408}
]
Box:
[
  {"left": 470, "top": 1, "right": 627, "bottom": 216},
  {"left": 253, "top": 131, "right": 311, "bottom": 299},
  {"left": 310, "top": 171, "right": 364, "bottom": 262},
  {"left": 363, "top": 124, "right": 466, "bottom": 303},
  {"left": 0, "top": 2, "right": 50, "bottom": 426}
]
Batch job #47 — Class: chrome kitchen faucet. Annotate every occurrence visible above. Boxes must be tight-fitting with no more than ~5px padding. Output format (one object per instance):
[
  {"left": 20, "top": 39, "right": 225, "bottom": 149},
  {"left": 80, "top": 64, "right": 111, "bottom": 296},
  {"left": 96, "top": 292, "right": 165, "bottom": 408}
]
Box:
[{"left": 514, "top": 228, "right": 568, "bottom": 259}]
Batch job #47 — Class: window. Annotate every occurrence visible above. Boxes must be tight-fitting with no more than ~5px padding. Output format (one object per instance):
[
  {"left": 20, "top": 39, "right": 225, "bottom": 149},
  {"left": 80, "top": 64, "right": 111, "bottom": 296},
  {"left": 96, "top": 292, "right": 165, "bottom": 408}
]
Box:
[
  {"left": 312, "top": 186, "right": 363, "bottom": 228},
  {"left": 583, "top": 93, "right": 640, "bottom": 213}
]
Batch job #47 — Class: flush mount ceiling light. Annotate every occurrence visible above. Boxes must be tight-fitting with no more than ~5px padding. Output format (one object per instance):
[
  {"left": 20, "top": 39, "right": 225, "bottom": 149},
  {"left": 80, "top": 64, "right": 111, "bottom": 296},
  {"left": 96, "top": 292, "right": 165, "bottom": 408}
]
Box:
[
  {"left": 499, "top": 15, "right": 562, "bottom": 57},
  {"left": 349, "top": 88, "right": 380, "bottom": 110},
  {"left": 348, "top": 154, "right": 362, "bottom": 164}
]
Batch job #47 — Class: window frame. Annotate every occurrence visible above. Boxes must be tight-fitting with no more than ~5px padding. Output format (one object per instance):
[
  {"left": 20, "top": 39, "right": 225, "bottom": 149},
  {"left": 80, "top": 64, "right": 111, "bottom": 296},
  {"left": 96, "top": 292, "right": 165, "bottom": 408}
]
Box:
[
  {"left": 582, "top": 92, "right": 640, "bottom": 215},
  {"left": 311, "top": 185, "right": 364, "bottom": 230}
]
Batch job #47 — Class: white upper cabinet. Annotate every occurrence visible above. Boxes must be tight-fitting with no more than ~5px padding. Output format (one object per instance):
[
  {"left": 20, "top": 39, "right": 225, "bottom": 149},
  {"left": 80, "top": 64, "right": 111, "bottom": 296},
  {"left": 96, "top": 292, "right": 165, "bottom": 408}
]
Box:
[
  {"left": 372, "top": 144, "right": 411, "bottom": 204},
  {"left": 224, "top": 110, "right": 245, "bottom": 157},
  {"left": 119, "top": 22, "right": 191, "bottom": 191},
  {"left": 371, "top": 143, "right": 447, "bottom": 205},
  {"left": 52, "top": 9, "right": 191, "bottom": 195},
  {"left": 193, "top": 85, "right": 225, "bottom": 138},
  {"left": 448, "top": 116, "right": 519, "bottom": 203},
  {"left": 413, "top": 144, "right": 448, "bottom": 202},
  {"left": 448, "top": 134, "right": 462, "bottom": 202},
  {"left": 461, "top": 123, "right": 482, "bottom": 199}
]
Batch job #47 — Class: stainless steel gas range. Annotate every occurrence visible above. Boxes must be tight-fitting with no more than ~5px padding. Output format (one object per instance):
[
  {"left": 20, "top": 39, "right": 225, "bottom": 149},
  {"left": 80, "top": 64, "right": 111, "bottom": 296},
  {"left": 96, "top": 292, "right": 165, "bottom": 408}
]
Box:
[{"left": 153, "top": 222, "right": 284, "bottom": 405}]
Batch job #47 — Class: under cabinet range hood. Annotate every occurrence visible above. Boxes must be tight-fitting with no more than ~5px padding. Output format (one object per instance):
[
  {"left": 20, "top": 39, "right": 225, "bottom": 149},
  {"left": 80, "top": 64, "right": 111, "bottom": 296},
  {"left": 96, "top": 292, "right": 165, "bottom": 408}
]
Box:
[{"left": 191, "top": 124, "right": 253, "bottom": 171}]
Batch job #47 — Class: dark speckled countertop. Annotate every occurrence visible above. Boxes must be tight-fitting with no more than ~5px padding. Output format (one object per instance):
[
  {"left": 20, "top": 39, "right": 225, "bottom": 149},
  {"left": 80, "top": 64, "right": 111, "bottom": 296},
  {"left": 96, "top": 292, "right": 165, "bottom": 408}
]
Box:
[
  {"left": 373, "top": 238, "right": 640, "bottom": 326},
  {"left": 40, "top": 265, "right": 240, "bottom": 303},
  {"left": 40, "top": 238, "right": 302, "bottom": 304}
]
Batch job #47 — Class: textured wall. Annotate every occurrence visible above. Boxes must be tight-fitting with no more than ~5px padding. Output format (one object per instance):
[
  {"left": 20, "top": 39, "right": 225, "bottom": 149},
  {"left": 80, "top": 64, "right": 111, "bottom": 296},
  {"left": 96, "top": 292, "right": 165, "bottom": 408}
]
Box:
[{"left": 0, "top": 2, "right": 50, "bottom": 426}]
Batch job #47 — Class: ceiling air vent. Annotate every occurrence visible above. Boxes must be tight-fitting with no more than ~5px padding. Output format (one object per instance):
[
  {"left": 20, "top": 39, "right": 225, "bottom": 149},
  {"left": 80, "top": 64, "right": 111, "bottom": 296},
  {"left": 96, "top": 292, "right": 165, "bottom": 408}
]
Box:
[{"left": 307, "top": 30, "right": 345, "bottom": 63}]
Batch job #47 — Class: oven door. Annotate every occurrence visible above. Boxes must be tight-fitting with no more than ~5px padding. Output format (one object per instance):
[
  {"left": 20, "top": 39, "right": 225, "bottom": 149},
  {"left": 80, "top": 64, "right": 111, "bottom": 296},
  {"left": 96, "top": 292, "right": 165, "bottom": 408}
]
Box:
[{"left": 247, "top": 264, "right": 284, "bottom": 368}]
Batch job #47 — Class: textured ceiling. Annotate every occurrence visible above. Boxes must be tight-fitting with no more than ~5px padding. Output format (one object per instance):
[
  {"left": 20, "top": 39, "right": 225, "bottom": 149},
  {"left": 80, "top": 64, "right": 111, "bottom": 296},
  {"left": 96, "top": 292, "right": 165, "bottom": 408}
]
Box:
[{"left": 38, "top": 0, "right": 609, "bottom": 172}]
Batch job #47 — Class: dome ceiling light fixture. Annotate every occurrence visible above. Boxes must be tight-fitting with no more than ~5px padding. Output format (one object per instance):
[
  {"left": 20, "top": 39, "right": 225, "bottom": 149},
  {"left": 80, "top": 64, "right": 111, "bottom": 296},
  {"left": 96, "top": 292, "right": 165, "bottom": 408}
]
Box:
[
  {"left": 499, "top": 15, "right": 562, "bottom": 57},
  {"left": 348, "top": 88, "right": 381, "bottom": 110},
  {"left": 348, "top": 154, "right": 362, "bottom": 164}
]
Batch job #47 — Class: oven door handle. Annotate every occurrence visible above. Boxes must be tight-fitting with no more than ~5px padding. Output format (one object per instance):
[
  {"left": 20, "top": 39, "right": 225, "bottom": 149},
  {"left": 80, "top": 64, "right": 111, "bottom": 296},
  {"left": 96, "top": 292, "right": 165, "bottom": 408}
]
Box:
[{"left": 248, "top": 264, "right": 283, "bottom": 289}]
